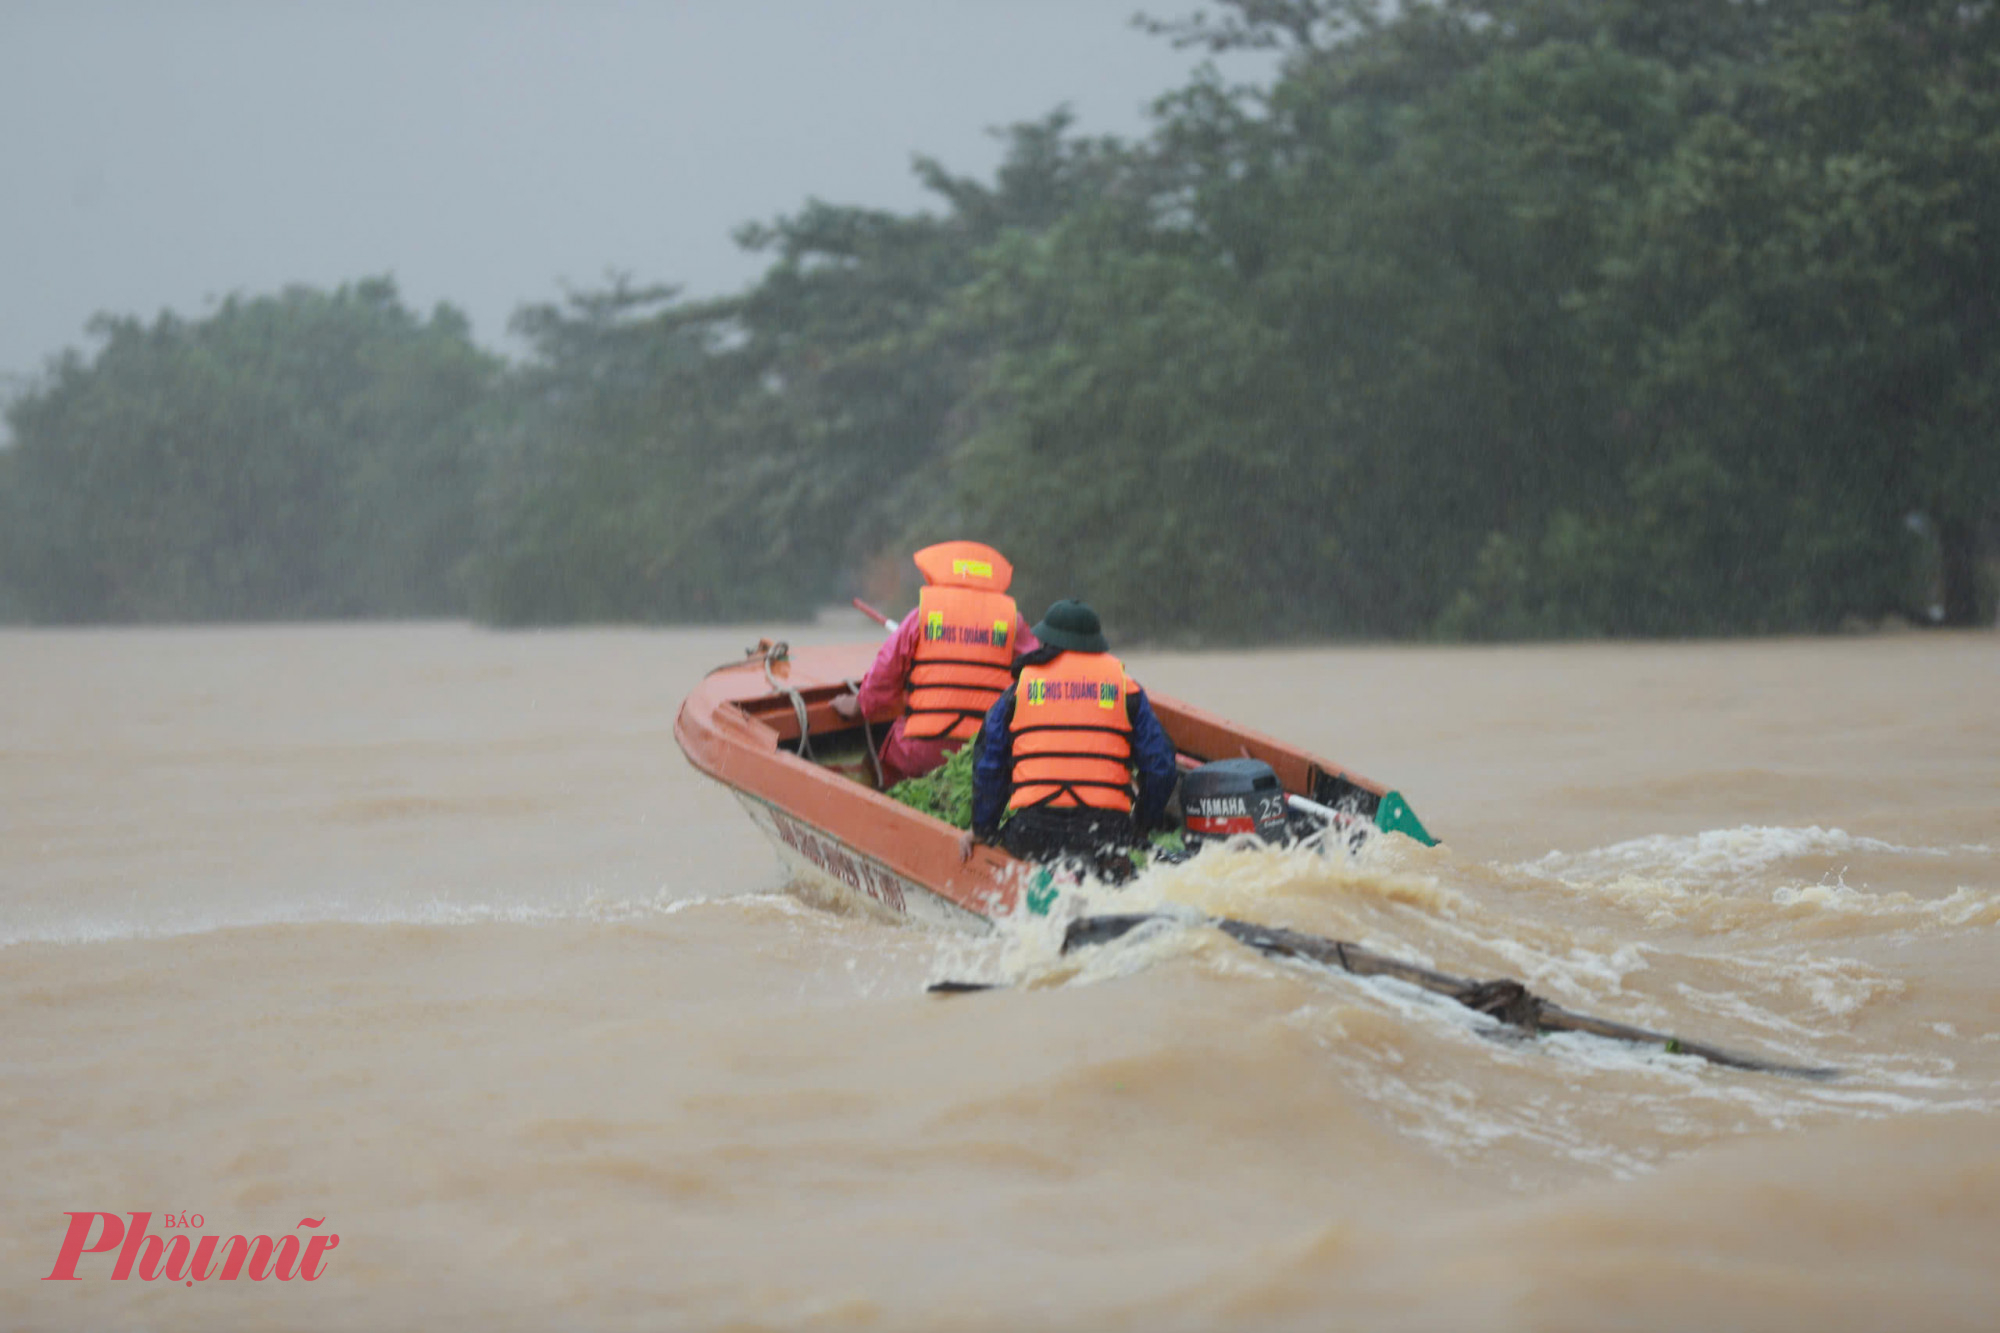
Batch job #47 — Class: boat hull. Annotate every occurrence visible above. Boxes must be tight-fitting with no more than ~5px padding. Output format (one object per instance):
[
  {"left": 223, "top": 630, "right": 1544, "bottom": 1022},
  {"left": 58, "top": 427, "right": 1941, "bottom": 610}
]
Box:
[{"left": 734, "top": 792, "right": 993, "bottom": 933}]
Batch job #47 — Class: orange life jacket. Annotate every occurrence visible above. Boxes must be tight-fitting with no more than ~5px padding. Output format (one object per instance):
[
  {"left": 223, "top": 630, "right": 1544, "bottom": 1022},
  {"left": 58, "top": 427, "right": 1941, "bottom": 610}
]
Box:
[
  {"left": 904, "top": 582, "right": 1020, "bottom": 741},
  {"left": 1007, "top": 652, "right": 1135, "bottom": 813}
]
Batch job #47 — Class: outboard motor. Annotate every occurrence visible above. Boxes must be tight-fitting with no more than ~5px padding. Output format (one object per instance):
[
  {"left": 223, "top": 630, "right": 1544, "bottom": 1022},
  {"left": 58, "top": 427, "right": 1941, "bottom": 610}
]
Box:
[{"left": 1181, "top": 759, "right": 1291, "bottom": 848}]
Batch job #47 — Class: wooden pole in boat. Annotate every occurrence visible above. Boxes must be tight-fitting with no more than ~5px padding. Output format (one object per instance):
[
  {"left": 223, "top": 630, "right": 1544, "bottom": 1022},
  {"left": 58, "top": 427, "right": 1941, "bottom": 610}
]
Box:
[
  {"left": 852, "top": 598, "right": 898, "bottom": 632},
  {"left": 845, "top": 599, "right": 896, "bottom": 789}
]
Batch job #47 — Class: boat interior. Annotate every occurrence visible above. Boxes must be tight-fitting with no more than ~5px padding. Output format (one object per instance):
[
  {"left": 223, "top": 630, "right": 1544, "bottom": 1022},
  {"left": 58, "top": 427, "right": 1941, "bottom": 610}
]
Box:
[{"left": 737, "top": 671, "right": 1404, "bottom": 832}]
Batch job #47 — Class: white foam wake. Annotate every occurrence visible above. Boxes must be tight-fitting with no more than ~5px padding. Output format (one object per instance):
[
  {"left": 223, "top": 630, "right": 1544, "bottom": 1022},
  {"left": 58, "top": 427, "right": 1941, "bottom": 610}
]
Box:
[
  {"left": 1522, "top": 825, "right": 1968, "bottom": 887},
  {"left": 0, "top": 889, "right": 803, "bottom": 950}
]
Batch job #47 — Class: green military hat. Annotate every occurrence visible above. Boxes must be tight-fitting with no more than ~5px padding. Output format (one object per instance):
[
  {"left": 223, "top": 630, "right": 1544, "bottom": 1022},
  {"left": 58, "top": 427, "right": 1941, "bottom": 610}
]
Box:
[{"left": 1031, "top": 599, "right": 1109, "bottom": 654}]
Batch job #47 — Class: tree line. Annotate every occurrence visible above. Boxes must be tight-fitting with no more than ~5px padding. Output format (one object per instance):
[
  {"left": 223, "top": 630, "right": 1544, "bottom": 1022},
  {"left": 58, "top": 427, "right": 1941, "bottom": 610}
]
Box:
[{"left": 3, "top": 0, "right": 1994, "bottom": 636}]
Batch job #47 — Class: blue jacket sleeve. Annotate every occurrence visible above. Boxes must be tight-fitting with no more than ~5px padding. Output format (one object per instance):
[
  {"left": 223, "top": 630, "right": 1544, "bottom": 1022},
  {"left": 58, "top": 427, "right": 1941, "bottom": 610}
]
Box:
[
  {"left": 971, "top": 688, "right": 1016, "bottom": 838},
  {"left": 1126, "top": 688, "right": 1179, "bottom": 830}
]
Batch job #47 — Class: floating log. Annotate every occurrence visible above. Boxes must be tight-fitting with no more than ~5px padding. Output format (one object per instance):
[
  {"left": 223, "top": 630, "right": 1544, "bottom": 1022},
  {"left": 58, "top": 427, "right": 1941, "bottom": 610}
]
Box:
[{"left": 928, "top": 912, "right": 1840, "bottom": 1081}]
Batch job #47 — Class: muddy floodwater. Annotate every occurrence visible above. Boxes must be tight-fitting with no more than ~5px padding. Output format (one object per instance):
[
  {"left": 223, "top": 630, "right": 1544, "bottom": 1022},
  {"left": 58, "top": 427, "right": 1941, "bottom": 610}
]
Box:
[{"left": 2, "top": 622, "right": 1996, "bottom": 1331}]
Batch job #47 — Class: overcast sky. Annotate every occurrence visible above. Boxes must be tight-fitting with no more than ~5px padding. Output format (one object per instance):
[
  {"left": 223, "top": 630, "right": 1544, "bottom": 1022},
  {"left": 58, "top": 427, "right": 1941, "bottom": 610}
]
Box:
[{"left": 0, "top": 1, "right": 1272, "bottom": 385}]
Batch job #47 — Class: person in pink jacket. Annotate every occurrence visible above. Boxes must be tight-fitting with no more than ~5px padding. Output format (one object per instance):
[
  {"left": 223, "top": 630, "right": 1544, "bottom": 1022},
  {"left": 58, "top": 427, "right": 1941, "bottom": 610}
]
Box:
[{"left": 833, "top": 541, "right": 1038, "bottom": 786}]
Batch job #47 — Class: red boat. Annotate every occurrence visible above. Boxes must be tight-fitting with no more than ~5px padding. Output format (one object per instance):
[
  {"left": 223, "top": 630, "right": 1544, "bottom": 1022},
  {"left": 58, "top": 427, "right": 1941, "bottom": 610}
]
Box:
[{"left": 674, "top": 637, "right": 1436, "bottom": 932}]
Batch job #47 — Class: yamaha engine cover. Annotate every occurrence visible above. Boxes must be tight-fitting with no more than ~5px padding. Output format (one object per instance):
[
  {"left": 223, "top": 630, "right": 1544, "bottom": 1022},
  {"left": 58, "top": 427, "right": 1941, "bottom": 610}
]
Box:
[{"left": 1181, "top": 759, "right": 1290, "bottom": 847}]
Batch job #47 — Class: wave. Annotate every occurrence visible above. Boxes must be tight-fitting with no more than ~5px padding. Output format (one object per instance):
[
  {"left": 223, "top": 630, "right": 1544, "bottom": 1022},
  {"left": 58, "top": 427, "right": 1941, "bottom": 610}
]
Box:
[
  {"left": 1510, "top": 824, "right": 2000, "bottom": 932},
  {"left": 914, "top": 830, "right": 1999, "bottom": 1187},
  {"left": 0, "top": 888, "right": 811, "bottom": 950},
  {"left": 1523, "top": 825, "right": 1990, "bottom": 884}
]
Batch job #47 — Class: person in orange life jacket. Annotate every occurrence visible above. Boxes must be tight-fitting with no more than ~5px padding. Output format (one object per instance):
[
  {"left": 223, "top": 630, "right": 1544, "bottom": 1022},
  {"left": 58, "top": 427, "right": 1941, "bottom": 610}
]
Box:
[
  {"left": 831, "top": 541, "right": 1039, "bottom": 786},
  {"left": 958, "top": 599, "right": 1177, "bottom": 866}
]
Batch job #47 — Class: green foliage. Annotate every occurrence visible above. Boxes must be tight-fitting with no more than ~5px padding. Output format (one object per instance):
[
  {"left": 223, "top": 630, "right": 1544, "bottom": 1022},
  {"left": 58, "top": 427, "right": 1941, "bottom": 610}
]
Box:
[
  {"left": 467, "top": 279, "right": 788, "bottom": 624},
  {"left": 5, "top": 3, "right": 1995, "bottom": 634},
  {"left": 466, "top": 115, "right": 1123, "bottom": 624},
  {"left": 0, "top": 278, "right": 497, "bottom": 622},
  {"left": 945, "top": 0, "right": 1997, "bottom": 637},
  {"left": 885, "top": 731, "right": 980, "bottom": 829},
  {"left": 1135, "top": 828, "right": 1188, "bottom": 869}
]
